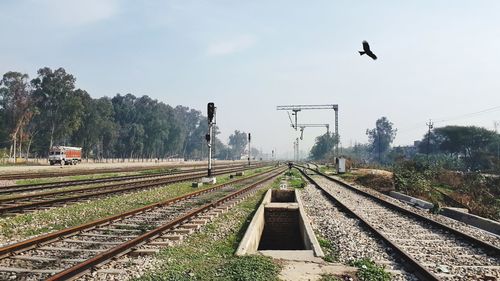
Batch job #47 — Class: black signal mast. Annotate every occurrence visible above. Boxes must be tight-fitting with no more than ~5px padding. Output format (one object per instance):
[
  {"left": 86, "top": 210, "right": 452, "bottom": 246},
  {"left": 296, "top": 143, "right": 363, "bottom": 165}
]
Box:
[{"left": 206, "top": 102, "right": 216, "bottom": 177}]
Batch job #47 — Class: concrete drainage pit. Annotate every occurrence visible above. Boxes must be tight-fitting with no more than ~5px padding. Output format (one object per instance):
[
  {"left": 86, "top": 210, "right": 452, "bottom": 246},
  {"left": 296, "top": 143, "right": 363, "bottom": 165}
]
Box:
[
  {"left": 236, "top": 189, "right": 323, "bottom": 261},
  {"left": 271, "top": 189, "right": 295, "bottom": 203},
  {"left": 259, "top": 190, "right": 304, "bottom": 250},
  {"left": 258, "top": 203, "right": 305, "bottom": 250}
]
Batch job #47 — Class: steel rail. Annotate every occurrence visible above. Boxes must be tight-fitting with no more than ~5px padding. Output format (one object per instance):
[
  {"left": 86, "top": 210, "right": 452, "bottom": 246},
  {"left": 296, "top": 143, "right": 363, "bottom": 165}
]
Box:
[
  {"left": 0, "top": 161, "right": 266, "bottom": 180},
  {"left": 0, "top": 166, "right": 282, "bottom": 258},
  {"left": 0, "top": 165, "right": 259, "bottom": 201},
  {"left": 297, "top": 165, "right": 500, "bottom": 280},
  {"left": 297, "top": 165, "right": 500, "bottom": 256},
  {"left": 0, "top": 166, "right": 268, "bottom": 214},
  {"left": 45, "top": 168, "right": 284, "bottom": 280},
  {"left": 0, "top": 163, "right": 257, "bottom": 194},
  {"left": 0, "top": 164, "right": 200, "bottom": 180},
  {"left": 0, "top": 167, "right": 284, "bottom": 280},
  {"left": 297, "top": 167, "right": 439, "bottom": 280}
]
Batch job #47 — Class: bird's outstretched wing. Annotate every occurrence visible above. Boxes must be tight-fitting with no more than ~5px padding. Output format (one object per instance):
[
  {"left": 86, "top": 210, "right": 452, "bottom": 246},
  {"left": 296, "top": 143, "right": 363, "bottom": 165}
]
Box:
[
  {"left": 367, "top": 52, "right": 377, "bottom": 60},
  {"left": 362, "top": 41, "right": 370, "bottom": 52}
]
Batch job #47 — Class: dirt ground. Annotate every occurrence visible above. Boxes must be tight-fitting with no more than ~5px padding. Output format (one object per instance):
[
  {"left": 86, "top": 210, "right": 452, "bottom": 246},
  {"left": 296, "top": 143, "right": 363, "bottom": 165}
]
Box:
[
  {"left": 0, "top": 160, "right": 247, "bottom": 174},
  {"left": 353, "top": 168, "right": 393, "bottom": 177},
  {"left": 346, "top": 168, "right": 395, "bottom": 193}
]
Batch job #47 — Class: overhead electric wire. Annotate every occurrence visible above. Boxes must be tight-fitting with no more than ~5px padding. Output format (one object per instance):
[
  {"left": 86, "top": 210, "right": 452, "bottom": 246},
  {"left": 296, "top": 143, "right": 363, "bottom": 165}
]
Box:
[
  {"left": 431, "top": 105, "right": 500, "bottom": 124},
  {"left": 397, "top": 105, "right": 500, "bottom": 136}
]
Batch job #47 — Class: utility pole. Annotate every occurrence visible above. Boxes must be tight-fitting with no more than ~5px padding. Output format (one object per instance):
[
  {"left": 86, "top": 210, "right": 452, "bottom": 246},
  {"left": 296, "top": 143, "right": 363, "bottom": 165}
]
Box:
[
  {"left": 495, "top": 121, "right": 499, "bottom": 167},
  {"left": 247, "top": 133, "right": 251, "bottom": 166},
  {"left": 293, "top": 139, "right": 297, "bottom": 162},
  {"left": 426, "top": 120, "right": 434, "bottom": 160},
  {"left": 377, "top": 124, "right": 381, "bottom": 163}
]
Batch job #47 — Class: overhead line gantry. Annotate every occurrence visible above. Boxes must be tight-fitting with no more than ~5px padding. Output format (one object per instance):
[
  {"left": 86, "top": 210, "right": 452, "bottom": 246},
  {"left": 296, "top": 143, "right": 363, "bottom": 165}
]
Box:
[
  {"left": 296, "top": 124, "right": 330, "bottom": 140},
  {"left": 276, "top": 104, "right": 339, "bottom": 159}
]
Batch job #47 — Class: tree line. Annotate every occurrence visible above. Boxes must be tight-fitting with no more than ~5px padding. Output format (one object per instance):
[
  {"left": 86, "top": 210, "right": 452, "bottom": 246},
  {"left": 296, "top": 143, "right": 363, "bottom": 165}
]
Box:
[
  {"left": 310, "top": 116, "right": 500, "bottom": 172},
  {"left": 0, "top": 67, "right": 257, "bottom": 161}
]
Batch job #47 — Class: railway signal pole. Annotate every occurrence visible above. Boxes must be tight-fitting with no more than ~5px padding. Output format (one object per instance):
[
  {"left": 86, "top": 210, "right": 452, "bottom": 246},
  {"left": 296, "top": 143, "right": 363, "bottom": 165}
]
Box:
[
  {"left": 248, "top": 133, "right": 251, "bottom": 166},
  {"left": 206, "top": 102, "right": 216, "bottom": 178}
]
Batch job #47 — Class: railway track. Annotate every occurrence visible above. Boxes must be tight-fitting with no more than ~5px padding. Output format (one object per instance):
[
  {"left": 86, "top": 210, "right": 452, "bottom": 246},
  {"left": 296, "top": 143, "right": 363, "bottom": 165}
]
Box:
[
  {"left": 0, "top": 165, "right": 267, "bottom": 215},
  {"left": 0, "top": 163, "right": 262, "bottom": 196},
  {"left": 0, "top": 166, "right": 284, "bottom": 280},
  {"left": 298, "top": 166, "right": 500, "bottom": 281},
  {"left": 0, "top": 161, "right": 258, "bottom": 181}
]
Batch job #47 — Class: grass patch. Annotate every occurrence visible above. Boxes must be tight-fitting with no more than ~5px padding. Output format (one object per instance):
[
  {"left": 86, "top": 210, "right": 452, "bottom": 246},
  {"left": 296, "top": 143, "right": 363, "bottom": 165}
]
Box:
[
  {"left": 285, "top": 168, "right": 306, "bottom": 188},
  {"left": 14, "top": 167, "right": 188, "bottom": 185},
  {"left": 269, "top": 176, "right": 284, "bottom": 189},
  {"left": 138, "top": 168, "right": 180, "bottom": 175},
  {"left": 289, "top": 177, "right": 305, "bottom": 188},
  {"left": 15, "top": 172, "right": 132, "bottom": 185},
  {"left": 350, "top": 259, "right": 390, "bottom": 281},
  {"left": 336, "top": 172, "right": 357, "bottom": 182},
  {"left": 319, "top": 274, "right": 342, "bottom": 281},
  {"left": 135, "top": 183, "right": 281, "bottom": 281},
  {"left": 317, "top": 236, "right": 338, "bottom": 262},
  {"left": 0, "top": 167, "right": 272, "bottom": 243},
  {"left": 319, "top": 165, "right": 335, "bottom": 175}
]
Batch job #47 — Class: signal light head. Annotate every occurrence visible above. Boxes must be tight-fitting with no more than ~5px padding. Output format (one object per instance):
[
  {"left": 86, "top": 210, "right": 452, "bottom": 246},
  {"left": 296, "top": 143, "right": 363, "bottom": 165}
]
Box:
[{"left": 207, "top": 102, "right": 215, "bottom": 123}]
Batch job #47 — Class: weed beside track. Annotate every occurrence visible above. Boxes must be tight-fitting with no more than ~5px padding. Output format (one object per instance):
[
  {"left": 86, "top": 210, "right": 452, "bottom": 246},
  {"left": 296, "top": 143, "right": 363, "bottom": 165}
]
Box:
[{"left": 135, "top": 182, "right": 281, "bottom": 281}]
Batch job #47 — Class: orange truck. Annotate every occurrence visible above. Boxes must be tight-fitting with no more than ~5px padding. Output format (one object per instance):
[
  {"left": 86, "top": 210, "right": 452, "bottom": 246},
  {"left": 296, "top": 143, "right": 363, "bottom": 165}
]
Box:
[{"left": 49, "top": 146, "right": 82, "bottom": 165}]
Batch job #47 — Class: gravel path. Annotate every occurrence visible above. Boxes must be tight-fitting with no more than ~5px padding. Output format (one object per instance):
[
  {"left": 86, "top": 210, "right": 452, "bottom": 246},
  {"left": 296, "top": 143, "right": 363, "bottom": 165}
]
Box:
[
  {"left": 311, "top": 175, "right": 500, "bottom": 281},
  {"left": 300, "top": 183, "right": 419, "bottom": 281}
]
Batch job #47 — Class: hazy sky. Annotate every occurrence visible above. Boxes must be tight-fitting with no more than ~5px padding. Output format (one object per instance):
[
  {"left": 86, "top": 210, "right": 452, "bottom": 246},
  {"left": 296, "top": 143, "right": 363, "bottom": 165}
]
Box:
[{"left": 1, "top": 1, "right": 499, "bottom": 158}]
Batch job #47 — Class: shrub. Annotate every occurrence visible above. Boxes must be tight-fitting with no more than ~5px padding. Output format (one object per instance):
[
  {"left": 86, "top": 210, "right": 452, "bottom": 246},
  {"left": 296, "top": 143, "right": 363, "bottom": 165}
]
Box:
[
  {"left": 393, "top": 160, "right": 432, "bottom": 196},
  {"left": 350, "top": 259, "right": 391, "bottom": 281}
]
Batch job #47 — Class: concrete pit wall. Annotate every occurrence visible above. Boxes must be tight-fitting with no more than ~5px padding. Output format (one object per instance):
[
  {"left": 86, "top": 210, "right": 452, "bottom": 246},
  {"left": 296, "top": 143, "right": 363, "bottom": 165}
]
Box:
[
  {"left": 236, "top": 189, "right": 323, "bottom": 258},
  {"left": 258, "top": 203, "right": 304, "bottom": 250}
]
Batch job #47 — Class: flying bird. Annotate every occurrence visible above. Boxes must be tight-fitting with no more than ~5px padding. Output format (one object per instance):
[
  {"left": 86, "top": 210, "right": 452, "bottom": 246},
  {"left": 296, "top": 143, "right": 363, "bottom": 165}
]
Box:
[{"left": 359, "top": 41, "right": 377, "bottom": 60}]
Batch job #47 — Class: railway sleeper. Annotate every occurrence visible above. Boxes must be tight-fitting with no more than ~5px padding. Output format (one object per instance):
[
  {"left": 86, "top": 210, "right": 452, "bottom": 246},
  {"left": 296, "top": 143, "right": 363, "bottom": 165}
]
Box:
[{"left": 0, "top": 169, "right": 283, "bottom": 280}]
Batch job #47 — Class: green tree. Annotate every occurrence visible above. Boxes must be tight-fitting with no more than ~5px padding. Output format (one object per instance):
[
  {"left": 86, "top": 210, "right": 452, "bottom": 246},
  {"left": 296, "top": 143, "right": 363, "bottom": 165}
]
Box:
[
  {"left": 419, "top": 126, "right": 499, "bottom": 171},
  {"left": 175, "top": 106, "right": 202, "bottom": 158},
  {"left": 310, "top": 133, "right": 336, "bottom": 160},
  {"left": 0, "top": 72, "right": 34, "bottom": 160},
  {"left": 366, "top": 117, "right": 397, "bottom": 163},
  {"left": 31, "top": 67, "right": 84, "bottom": 153},
  {"left": 72, "top": 96, "right": 116, "bottom": 159},
  {"left": 228, "top": 130, "right": 248, "bottom": 159},
  {"left": 0, "top": 67, "right": 251, "bottom": 161},
  {"left": 112, "top": 94, "right": 142, "bottom": 158}
]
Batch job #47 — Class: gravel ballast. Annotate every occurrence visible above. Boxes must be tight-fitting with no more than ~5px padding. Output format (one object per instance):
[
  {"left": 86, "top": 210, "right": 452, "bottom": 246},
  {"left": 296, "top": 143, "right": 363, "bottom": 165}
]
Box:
[
  {"left": 300, "top": 183, "right": 418, "bottom": 281},
  {"left": 308, "top": 175, "right": 500, "bottom": 280}
]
